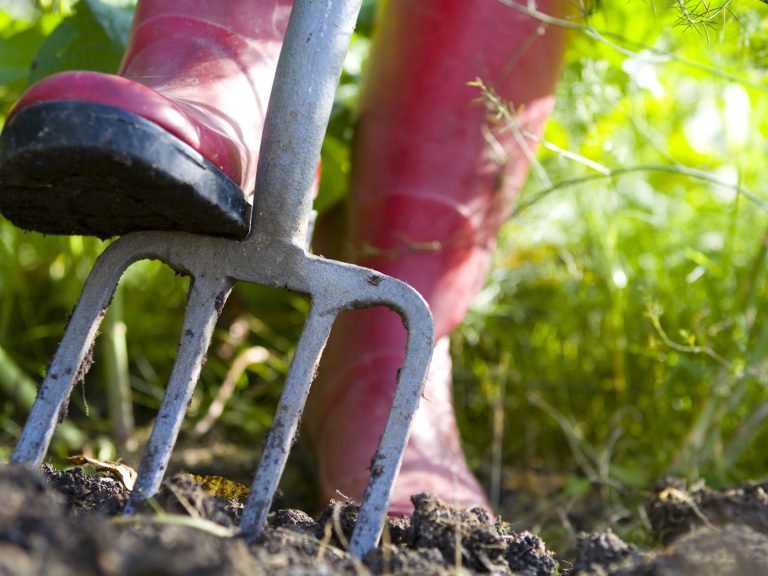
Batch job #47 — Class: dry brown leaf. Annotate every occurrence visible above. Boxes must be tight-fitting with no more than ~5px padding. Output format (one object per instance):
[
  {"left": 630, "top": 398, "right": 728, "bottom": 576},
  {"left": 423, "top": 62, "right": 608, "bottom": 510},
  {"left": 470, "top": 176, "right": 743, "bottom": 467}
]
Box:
[{"left": 66, "top": 455, "right": 137, "bottom": 490}]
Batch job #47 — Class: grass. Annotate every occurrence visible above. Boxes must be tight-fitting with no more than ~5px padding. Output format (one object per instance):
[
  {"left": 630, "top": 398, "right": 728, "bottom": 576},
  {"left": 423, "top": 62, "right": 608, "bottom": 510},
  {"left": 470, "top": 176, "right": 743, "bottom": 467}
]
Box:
[{"left": 452, "top": 13, "right": 768, "bottom": 533}]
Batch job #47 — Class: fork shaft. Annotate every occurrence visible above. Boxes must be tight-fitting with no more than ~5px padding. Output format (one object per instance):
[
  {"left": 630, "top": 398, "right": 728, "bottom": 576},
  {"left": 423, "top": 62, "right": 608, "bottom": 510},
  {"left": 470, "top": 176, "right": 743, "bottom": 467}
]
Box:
[
  {"left": 250, "top": 0, "right": 362, "bottom": 245},
  {"left": 124, "top": 274, "right": 232, "bottom": 513}
]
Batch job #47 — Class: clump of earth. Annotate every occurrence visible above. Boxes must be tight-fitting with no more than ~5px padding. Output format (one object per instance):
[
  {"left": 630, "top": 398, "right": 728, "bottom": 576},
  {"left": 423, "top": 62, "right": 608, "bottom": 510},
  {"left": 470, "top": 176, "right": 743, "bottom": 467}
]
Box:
[{"left": 2, "top": 464, "right": 768, "bottom": 575}]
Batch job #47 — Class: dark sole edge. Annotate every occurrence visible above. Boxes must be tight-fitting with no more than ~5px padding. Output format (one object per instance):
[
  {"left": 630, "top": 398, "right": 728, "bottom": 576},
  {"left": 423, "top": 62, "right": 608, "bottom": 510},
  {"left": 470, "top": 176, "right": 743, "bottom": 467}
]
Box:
[{"left": 0, "top": 101, "right": 251, "bottom": 239}]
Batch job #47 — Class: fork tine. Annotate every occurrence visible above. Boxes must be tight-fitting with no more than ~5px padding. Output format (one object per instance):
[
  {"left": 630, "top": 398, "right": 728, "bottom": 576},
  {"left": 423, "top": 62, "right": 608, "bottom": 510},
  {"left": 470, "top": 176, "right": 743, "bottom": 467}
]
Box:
[
  {"left": 11, "top": 241, "right": 133, "bottom": 465},
  {"left": 348, "top": 279, "right": 435, "bottom": 556},
  {"left": 349, "top": 300, "right": 433, "bottom": 558},
  {"left": 124, "top": 274, "right": 233, "bottom": 513},
  {"left": 240, "top": 306, "right": 335, "bottom": 540}
]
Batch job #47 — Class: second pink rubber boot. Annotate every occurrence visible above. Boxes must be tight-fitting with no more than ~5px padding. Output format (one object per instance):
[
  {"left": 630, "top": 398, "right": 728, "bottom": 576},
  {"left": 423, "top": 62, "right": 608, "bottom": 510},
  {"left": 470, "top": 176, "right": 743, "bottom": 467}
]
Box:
[
  {"left": 305, "top": 0, "right": 569, "bottom": 514},
  {"left": 0, "top": 0, "right": 293, "bottom": 238}
]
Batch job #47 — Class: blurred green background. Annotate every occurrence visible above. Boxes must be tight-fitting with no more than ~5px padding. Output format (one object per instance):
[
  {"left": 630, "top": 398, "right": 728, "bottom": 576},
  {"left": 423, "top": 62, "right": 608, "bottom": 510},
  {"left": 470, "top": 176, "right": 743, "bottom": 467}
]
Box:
[{"left": 1, "top": 0, "right": 767, "bottom": 541}]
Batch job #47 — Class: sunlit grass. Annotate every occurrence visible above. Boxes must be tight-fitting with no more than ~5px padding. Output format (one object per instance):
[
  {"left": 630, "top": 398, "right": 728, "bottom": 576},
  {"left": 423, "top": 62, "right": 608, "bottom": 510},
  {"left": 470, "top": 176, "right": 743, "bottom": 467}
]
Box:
[{"left": 454, "top": 7, "right": 768, "bottom": 523}]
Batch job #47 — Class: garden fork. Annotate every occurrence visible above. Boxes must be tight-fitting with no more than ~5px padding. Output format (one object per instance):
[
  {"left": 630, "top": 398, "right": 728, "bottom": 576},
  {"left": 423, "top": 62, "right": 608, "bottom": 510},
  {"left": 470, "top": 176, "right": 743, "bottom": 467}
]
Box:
[{"left": 10, "top": 0, "right": 435, "bottom": 557}]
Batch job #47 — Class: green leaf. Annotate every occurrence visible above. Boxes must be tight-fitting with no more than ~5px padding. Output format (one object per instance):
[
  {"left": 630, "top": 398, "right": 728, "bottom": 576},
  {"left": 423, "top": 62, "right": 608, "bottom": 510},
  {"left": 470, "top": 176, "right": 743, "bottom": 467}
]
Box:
[
  {"left": 316, "top": 134, "right": 351, "bottom": 215},
  {"left": 356, "top": 0, "right": 379, "bottom": 37},
  {"left": 0, "top": 11, "right": 64, "bottom": 117},
  {"left": 562, "top": 474, "right": 592, "bottom": 498},
  {"left": 0, "top": 24, "right": 46, "bottom": 86},
  {"left": 82, "top": 0, "right": 134, "bottom": 47},
  {"left": 27, "top": 0, "right": 134, "bottom": 85}
]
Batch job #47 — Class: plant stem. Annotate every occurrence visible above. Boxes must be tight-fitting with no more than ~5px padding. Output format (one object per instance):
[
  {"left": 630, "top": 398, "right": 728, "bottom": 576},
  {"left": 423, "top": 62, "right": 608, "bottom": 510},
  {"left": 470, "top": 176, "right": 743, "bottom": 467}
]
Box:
[
  {"left": 0, "top": 344, "right": 84, "bottom": 449},
  {"left": 101, "top": 284, "right": 136, "bottom": 455}
]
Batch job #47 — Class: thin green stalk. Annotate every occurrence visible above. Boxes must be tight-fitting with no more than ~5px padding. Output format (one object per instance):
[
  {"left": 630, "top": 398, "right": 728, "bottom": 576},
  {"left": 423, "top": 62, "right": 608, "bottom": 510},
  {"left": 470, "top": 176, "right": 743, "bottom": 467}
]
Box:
[
  {"left": 490, "top": 352, "right": 511, "bottom": 511},
  {"left": 515, "top": 164, "right": 768, "bottom": 216},
  {"left": 100, "top": 284, "right": 136, "bottom": 455},
  {"left": 0, "top": 344, "right": 84, "bottom": 450},
  {"left": 496, "top": 0, "right": 767, "bottom": 92}
]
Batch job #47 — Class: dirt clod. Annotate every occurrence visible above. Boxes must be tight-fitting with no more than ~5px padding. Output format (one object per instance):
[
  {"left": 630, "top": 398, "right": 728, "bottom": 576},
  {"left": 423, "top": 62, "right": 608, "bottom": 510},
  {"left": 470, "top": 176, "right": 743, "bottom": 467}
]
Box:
[
  {"left": 1, "top": 464, "right": 118, "bottom": 576},
  {"left": 568, "top": 530, "right": 648, "bottom": 575},
  {"left": 43, "top": 464, "right": 127, "bottom": 516},
  {"left": 363, "top": 545, "right": 451, "bottom": 575},
  {"left": 655, "top": 524, "right": 768, "bottom": 576},
  {"left": 148, "top": 472, "right": 242, "bottom": 528},
  {"left": 314, "top": 498, "right": 360, "bottom": 546},
  {"left": 650, "top": 478, "right": 768, "bottom": 543},
  {"left": 6, "top": 464, "right": 768, "bottom": 575},
  {"left": 408, "top": 492, "right": 554, "bottom": 574},
  {"left": 272, "top": 508, "right": 316, "bottom": 533},
  {"left": 505, "top": 531, "right": 558, "bottom": 576}
]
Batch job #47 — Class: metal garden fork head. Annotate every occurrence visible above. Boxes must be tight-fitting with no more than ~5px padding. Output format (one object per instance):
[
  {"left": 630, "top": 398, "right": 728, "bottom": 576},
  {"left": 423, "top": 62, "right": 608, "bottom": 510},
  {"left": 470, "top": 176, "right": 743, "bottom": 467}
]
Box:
[{"left": 10, "top": 0, "right": 435, "bottom": 558}]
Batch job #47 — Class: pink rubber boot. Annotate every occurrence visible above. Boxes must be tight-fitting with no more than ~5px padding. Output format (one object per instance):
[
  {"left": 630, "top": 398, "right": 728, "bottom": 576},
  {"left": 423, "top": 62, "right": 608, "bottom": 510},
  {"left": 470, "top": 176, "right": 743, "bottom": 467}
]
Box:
[
  {"left": 305, "top": 0, "right": 568, "bottom": 514},
  {"left": 0, "top": 0, "right": 293, "bottom": 237}
]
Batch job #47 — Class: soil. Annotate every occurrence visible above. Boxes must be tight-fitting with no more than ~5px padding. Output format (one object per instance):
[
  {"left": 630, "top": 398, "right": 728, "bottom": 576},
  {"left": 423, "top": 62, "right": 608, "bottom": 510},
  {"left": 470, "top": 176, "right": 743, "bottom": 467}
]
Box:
[{"left": 2, "top": 464, "right": 768, "bottom": 575}]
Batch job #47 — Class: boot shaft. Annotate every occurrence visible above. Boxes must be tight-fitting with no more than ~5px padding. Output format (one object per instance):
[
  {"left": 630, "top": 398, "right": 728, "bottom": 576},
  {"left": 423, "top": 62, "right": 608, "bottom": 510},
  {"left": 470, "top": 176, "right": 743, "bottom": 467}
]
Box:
[
  {"left": 350, "top": 0, "right": 568, "bottom": 336},
  {"left": 353, "top": 0, "right": 567, "bottom": 218},
  {"left": 127, "top": 0, "right": 293, "bottom": 40},
  {"left": 117, "top": 0, "right": 294, "bottom": 195}
]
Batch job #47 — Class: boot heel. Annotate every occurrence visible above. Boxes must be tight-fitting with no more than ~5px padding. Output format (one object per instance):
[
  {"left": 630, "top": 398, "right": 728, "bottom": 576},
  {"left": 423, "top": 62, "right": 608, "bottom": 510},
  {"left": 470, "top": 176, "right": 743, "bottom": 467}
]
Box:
[{"left": 0, "top": 101, "right": 251, "bottom": 238}]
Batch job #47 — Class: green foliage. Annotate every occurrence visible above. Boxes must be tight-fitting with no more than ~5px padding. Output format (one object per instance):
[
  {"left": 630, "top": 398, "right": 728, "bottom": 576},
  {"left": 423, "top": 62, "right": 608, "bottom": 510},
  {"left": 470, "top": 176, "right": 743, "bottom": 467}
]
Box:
[
  {"left": 0, "top": 6, "right": 61, "bottom": 116},
  {"left": 27, "top": 0, "right": 134, "bottom": 84},
  {"left": 454, "top": 0, "right": 768, "bottom": 507},
  {"left": 1, "top": 0, "right": 768, "bottom": 525}
]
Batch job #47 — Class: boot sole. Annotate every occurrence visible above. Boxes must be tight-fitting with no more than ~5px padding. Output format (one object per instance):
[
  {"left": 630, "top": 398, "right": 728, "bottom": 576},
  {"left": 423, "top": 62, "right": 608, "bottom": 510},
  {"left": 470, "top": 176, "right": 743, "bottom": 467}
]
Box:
[{"left": 0, "top": 101, "right": 251, "bottom": 239}]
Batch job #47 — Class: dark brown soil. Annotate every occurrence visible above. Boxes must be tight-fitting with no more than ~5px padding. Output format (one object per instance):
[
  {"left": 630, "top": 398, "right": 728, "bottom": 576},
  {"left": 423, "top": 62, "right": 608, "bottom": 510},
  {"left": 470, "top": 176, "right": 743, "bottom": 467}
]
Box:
[{"left": 2, "top": 464, "right": 768, "bottom": 575}]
